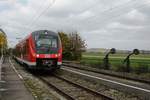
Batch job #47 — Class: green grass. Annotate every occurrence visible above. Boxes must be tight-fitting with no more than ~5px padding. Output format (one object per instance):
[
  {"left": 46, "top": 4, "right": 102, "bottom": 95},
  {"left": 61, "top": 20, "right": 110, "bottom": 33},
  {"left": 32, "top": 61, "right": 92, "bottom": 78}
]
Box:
[{"left": 81, "top": 52, "right": 150, "bottom": 73}]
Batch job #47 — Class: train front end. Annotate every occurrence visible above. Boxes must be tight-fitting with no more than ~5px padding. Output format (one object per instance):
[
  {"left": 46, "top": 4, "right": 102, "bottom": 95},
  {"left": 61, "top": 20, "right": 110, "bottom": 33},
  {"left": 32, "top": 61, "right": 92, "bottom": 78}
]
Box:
[{"left": 32, "top": 30, "right": 62, "bottom": 70}]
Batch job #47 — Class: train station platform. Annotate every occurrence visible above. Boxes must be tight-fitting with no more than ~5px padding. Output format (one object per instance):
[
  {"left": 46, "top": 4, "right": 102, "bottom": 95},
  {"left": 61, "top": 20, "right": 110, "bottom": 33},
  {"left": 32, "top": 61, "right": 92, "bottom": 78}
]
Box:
[{"left": 1, "top": 56, "right": 34, "bottom": 100}]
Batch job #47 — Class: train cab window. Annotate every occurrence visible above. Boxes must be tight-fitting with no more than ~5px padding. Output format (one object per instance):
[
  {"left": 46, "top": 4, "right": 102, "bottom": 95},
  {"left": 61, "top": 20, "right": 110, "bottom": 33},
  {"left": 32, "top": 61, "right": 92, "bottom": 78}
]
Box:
[
  {"left": 51, "top": 38, "right": 57, "bottom": 48},
  {"left": 35, "top": 34, "right": 58, "bottom": 48},
  {"left": 34, "top": 33, "right": 58, "bottom": 54}
]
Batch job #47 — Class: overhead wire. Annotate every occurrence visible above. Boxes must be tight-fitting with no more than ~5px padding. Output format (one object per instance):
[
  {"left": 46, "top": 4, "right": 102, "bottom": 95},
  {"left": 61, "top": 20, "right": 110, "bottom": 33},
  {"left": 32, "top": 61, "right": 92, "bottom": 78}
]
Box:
[
  {"left": 79, "top": 0, "right": 140, "bottom": 24},
  {"left": 13, "top": 0, "right": 56, "bottom": 40},
  {"left": 28, "top": 0, "right": 56, "bottom": 32},
  {"left": 5, "top": 0, "right": 149, "bottom": 35},
  {"left": 82, "top": 0, "right": 136, "bottom": 22},
  {"left": 10, "top": 0, "right": 138, "bottom": 32},
  {"left": 25, "top": 0, "right": 47, "bottom": 30},
  {"left": 71, "top": 0, "right": 149, "bottom": 30},
  {"left": 4, "top": 0, "right": 150, "bottom": 48},
  {"left": 90, "top": 0, "right": 150, "bottom": 28},
  {"left": 64, "top": 0, "right": 101, "bottom": 29},
  {"left": 65, "top": 0, "right": 136, "bottom": 30},
  {"left": 6, "top": 0, "right": 48, "bottom": 40}
]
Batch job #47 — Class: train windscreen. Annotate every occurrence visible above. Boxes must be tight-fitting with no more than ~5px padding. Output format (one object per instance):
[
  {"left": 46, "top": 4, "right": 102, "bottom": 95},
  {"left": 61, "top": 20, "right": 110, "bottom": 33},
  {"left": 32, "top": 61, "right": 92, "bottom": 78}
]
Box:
[{"left": 34, "top": 33, "right": 58, "bottom": 54}]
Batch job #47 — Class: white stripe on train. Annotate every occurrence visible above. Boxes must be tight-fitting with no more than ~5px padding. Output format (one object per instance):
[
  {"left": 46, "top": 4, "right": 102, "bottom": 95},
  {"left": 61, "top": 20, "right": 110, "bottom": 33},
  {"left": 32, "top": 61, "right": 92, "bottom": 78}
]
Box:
[{"left": 14, "top": 56, "right": 62, "bottom": 66}]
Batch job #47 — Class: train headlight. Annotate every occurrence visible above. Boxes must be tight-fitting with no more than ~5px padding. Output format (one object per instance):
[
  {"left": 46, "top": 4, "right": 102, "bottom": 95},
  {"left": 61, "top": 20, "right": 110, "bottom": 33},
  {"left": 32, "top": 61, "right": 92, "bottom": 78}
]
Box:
[
  {"left": 36, "top": 54, "right": 39, "bottom": 57},
  {"left": 58, "top": 53, "right": 61, "bottom": 57},
  {"left": 55, "top": 54, "right": 58, "bottom": 57}
]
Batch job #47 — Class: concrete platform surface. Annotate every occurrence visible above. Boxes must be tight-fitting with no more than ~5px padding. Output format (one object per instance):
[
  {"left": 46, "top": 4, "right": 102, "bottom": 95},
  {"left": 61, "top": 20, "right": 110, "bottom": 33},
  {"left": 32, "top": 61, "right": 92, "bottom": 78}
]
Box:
[{"left": 1, "top": 57, "right": 34, "bottom": 100}]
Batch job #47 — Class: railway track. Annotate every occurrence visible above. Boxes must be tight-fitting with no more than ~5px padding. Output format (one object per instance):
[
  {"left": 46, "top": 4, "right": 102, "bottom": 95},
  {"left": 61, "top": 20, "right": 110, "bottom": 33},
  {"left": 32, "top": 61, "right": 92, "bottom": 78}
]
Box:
[
  {"left": 11, "top": 58, "right": 149, "bottom": 99},
  {"left": 12, "top": 58, "right": 139, "bottom": 100},
  {"left": 61, "top": 64, "right": 150, "bottom": 100},
  {"left": 62, "top": 62, "right": 150, "bottom": 84},
  {"left": 38, "top": 75, "right": 114, "bottom": 100},
  {"left": 11, "top": 58, "right": 114, "bottom": 100}
]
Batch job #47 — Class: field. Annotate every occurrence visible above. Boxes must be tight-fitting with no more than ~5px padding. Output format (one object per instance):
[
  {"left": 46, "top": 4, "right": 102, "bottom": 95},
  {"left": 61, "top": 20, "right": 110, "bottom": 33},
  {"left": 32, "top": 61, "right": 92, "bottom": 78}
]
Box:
[{"left": 81, "top": 52, "right": 150, "bottom": 73}]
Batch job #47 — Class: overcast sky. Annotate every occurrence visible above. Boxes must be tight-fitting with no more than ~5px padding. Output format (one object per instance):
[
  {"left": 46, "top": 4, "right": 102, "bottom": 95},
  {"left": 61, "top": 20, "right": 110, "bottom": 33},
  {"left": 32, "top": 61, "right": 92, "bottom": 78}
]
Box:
[{"left": 0, "top": 0, "right": 150, "bottom": 50}]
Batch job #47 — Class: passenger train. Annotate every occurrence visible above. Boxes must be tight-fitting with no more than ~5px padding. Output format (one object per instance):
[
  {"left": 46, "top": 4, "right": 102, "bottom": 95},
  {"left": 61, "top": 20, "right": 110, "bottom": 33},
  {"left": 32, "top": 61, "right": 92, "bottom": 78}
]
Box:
[{"left": 13, "top": 30, "right": 62, "bottom": 70}]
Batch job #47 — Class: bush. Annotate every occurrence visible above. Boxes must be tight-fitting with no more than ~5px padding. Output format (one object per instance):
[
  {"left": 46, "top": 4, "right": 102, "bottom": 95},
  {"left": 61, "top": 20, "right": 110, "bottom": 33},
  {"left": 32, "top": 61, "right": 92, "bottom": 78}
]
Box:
[
  {"left": 80, "top": 61, "right": 86, "bottom": 65},
  {"left": 133, "top": 63, "right": 149, "bottom": 74},
  {"left": 63, "top": 52, "right": 73, "bottom": 60},
  {"left": 148, "top": 65, "right": 150, "bottom": 73},
  {"left": 111, "top": 64, "right": 127, "bottom": 72},
  {"left": 91, "top": 62, "right": 102, "bottom": 69}
]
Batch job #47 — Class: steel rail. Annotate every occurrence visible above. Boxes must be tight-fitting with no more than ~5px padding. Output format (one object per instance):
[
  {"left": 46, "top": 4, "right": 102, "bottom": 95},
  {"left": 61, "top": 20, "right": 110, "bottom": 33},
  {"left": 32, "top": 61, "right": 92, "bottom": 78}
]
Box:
[
  {"left": 53, "top": 74, "right": 114, "bottom": 100},
  {"left": 61, "top": 67, "right": 150, "bottom": 99},
  {"left": 38, "top": 77, "right": 75, "bottom": 100},
  {"left": 39, "top": 75, "right": 113, "bottom": 100},
  {"left": 63, "top": 63, "right": 150, "bottom": 84}
]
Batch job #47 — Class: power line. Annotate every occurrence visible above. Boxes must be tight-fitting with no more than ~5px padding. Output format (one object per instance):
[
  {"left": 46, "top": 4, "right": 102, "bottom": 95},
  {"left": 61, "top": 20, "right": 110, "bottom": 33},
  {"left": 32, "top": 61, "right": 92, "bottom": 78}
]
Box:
[
  {"left": 28, "top": 0, "right": 56, "bottom": 32},
  {"left": 65, "top": 0, "right": 135, "bottom": 30},
  {"left": 91, "top": 0, "right": 150, "bottom": 27},
  {"left": 25, "top": 0, "right": 46, "bottom": 29},
  {"left": 71, "top": 0, "right": 147, "bottom": 30},
  {"left": 5, "top": 0, "right": 148, "bottom": 34},
  {"left": 78, "top": 0, "right": 101, "bottom": 14},
  {"left": 2, "top": 1, "right": 48, "bottom": 38},
  {"left": 80, "top": 0, "right": 139, "bottom": 23}
]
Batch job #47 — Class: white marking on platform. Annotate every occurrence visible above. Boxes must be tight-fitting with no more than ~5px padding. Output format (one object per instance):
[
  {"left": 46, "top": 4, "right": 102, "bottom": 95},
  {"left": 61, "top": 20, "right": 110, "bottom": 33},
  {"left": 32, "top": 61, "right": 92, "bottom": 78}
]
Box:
[
  {"left": 62, "top": 68, "right": 150, "bottom": 93},
  {"left": 0, "top": 88, "right": 7, "bottom": 91},
  {"left": 9, "top": 58, "right": 23, "bottom": 80},
  {"left": 0, "top": 81, "right": 6, "bottom": 83}
]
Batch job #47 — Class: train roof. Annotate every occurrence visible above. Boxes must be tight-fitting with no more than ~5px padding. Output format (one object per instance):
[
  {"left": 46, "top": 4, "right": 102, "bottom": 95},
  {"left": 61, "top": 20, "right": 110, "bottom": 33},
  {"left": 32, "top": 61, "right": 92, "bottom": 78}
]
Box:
[
  {"left": 31, "top": 30, "right": 58, "bottom": 36},
  {"left": 15, "top": 30, "right": 58, "bottom": 48}
]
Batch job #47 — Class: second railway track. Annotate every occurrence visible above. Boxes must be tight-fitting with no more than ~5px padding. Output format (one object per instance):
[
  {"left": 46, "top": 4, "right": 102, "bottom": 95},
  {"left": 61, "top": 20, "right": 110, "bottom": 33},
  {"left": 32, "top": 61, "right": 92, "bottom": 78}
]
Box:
[
  {"left": 62, "top": 62, "right": 150, "bottom": 84},
  {"left": 61, "top": 63, "right": 150, "bottom": 99},
  {"left": 38, "top": 74, "right": 114, "bottom": 100}
]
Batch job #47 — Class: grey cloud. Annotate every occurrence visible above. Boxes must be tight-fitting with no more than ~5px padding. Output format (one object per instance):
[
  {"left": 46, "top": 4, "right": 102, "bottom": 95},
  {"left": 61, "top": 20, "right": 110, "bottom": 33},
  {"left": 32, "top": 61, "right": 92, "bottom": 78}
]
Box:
[{"left": 0, "top": 0, "right": 150, "bottom": 49}]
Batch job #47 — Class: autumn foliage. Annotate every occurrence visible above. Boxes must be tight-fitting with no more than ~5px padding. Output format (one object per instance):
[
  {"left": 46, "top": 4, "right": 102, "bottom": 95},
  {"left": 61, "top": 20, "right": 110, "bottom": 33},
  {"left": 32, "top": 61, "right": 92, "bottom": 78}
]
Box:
[{"left": 58, "top": 31, "right": 86, "bottom": 60}]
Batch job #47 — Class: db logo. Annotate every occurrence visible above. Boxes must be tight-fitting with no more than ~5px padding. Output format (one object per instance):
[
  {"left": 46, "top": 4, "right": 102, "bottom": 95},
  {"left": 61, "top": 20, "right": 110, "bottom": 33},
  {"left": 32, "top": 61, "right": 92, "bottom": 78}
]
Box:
[{"left": 45, "top": 54, "right": 50, "bottom": 58}]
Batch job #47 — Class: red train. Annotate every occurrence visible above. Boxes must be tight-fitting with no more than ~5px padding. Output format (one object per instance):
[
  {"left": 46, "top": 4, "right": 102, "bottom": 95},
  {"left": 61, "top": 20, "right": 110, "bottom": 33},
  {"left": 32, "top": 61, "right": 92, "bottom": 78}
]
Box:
[{"left": 13, "top": 30, "right": 62, "bottom": 70}]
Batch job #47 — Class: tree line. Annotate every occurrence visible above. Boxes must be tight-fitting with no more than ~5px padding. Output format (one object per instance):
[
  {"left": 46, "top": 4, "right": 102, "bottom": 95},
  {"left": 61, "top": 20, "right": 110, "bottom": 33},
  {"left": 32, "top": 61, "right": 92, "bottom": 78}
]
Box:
[{"left": 58, "top": 31, "right": 86, "bottom": 60}]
